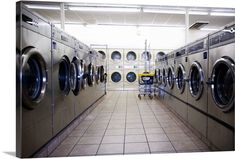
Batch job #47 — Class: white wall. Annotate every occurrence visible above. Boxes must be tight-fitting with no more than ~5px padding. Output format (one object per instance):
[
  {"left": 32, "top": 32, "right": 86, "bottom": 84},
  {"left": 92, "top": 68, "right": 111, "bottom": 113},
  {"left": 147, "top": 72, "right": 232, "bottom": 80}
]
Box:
[
  {"left": 188, "top": 29, "right": 212, "bottom": 43},
  {"left": 61, "top": 24, "right": 186, "bottom": 50}
]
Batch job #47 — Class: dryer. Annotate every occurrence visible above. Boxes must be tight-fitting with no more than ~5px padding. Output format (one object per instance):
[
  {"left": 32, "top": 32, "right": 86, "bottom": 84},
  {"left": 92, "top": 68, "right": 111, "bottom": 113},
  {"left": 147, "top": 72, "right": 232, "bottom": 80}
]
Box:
[
  {"left": 207, "top": 23, "right": 235, "bottom": 150},
  {"left": 124, "top": 66, "right": 138, "bottom": 90},
  {"left": 16, "top": 3, "right": 52, "bottom": 157},
  {"left": 124, "top": 49, "right": 139, "bottom": 65},
  {"left": 108, "top": 48, "right": 124, "bottom": 65},
  {"left": 186, "top": 37, "right": 208, "bottom": 137},
  {"left": 108, "top": 65, "right": 123, "bottom": 91},
  {"left": 51, "top": 25, "right": 76, "bottom": 135}
]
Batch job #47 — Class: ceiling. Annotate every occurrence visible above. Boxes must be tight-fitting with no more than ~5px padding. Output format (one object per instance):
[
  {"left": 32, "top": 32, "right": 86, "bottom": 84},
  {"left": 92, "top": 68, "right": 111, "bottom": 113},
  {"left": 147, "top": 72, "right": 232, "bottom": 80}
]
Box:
[{"left": 25, "top": 2, "right": 235, "bottom": 29}]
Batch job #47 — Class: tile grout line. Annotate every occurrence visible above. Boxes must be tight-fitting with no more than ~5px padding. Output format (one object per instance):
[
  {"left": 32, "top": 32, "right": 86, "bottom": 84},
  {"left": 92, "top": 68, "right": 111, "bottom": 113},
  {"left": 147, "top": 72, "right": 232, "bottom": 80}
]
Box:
[
  {"left": 95, "top": 91, "right": 121, "bottom": 155},
  {"left": 67, "top": 92, "right": 115, "bottom": 156},
  {"left": 134, "top": 92, "right": 151, "bottom": 154},
  {"left": 147, "top": 98, "right": 177, "bottom": 153},
  {"left": 123, "top": 91, "right": 128, "bottom": 154}
]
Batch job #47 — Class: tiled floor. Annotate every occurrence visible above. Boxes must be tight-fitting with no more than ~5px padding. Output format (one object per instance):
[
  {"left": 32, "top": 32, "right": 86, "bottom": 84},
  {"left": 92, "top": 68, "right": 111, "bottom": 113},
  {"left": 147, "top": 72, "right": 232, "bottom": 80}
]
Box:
[{"left": 49, "top": 91, "right": 211, "bottom": 157}]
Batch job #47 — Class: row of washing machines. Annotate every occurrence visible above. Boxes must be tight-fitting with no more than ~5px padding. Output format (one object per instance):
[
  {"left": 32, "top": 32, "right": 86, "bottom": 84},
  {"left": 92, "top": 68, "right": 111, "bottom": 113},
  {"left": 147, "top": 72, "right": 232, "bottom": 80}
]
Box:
[
  {"left": 96, "top": 48, "right": 169, "bottom": 90},
  {"left": 16, "top": 3, "right": 107, "bottom": 157},
  {"left": 155, "top": 23, "right": 235, "bottom": 151}
]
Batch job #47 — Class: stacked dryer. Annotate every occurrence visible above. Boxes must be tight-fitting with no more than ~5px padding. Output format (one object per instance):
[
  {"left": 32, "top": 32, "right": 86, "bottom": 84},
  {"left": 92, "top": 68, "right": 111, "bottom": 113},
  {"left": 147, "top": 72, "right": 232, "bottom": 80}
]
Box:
[
  {"left": 16, "top": 3, "right": 53, "bottom": 157},
  {"left": 207, "top": 23, "right": 234, "bottom": 150},
  {"left": 123, "top": 49, "right": 139, "bottom": 90},
  {"left": 108, "top": 49, "right": 124, "bottom": 90},
  {"left": 187, "top": 37, "right": 208, "bottom": 137}
]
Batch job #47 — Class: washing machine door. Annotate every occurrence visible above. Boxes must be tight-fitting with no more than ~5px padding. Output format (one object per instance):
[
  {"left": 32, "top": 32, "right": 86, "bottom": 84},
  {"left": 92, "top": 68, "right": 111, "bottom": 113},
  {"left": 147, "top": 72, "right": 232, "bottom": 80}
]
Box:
[
  {"left": 95, "top": 66, "right": 100, "bottom": 84},
  {"left": 111, "top": 51, "right": 121, "bottom": 61},
  {"left": 100, "top": 65, "right": 105, "bottom": 83},
  {"left": 189, "top": 61, "right": 204, "bottom": 100},
  {"left": 162, "top": 68, "right": 167, "bottom": 87},
  {"left": 70, "top": 57, "right": 82, "bottom": 96},
  {"left": 22, "top": 47, "right": 47, "bottom": 109},
  {"left": 81, "top": 60, "right": 87, "bottom": 89},
  {"left": 176, "top": 64, "right": 186, "bottom": 94},
  {"left": 111, "top": 72, "right": 121, "bottom": 83},
  {"left": 126, "top": 72, "right": 137, "bottom": 83},
  {"left": 59, "top": 56, "right": 71, "bottom": 96},
  {"left": 210, "top": 57, "right": 234, "bottom": 112},
  {"left": 167, "top": 66, "right": 175, "bottom": 89},
  {"left": 141, "top": 51, "right": 151, "bottom": 60},
  {"left": 88, "top": 63, "right": 95, "bottom": 86},
  {"left": 126, "top": 51, "right": 137, "bottom": 61},
  {"left": 98, "top": 51, "right": 106, "bottom": 60}
]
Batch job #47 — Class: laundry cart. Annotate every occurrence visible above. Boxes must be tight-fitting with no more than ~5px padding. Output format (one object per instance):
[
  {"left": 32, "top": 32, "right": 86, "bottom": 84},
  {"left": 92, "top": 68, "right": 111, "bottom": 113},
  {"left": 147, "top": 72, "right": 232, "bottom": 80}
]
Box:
[{"left": 138, "top": 72, "right": 154, "bottom": 99}]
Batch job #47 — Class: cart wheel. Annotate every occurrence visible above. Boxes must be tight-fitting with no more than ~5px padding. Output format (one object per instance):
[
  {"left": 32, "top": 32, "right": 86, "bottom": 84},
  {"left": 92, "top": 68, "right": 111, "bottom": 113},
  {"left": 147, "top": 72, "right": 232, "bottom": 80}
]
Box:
[
  {"left": 144, "top": 94, "right": 146, "bottom": 96},
  {"left": 149, "top": 95, "right": 153, "bottom": 99},
  {"left": 138, "top": 94, "right": 141, "bottom": 99}
]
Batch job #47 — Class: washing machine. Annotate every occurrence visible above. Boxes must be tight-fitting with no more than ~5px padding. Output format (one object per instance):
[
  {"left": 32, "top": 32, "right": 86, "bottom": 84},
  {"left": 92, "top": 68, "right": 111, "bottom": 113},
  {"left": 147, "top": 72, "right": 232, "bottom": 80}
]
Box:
[
  {"left": 173, "top": 47, "right": 188, "bottom": 121},
  {"left": 16, "top": 3, "right": 52, "bottom": 157},
  {"left": 73, "top": 40, "right": 93, "bottom": 116},
  {"left": 124, "top": 66, "right": 138, "bottom": 90},
  {"left": 51, "top": 25, "right": 76, "bottom": 135},
  {"left": 207, "top": 23, "right": 234, "bottom": 150},
  {"left": 108, "top": 48, "right": 124, "bottom": 65},
  {"left": 186, "top": 37, "right": 208, "bottom": 137},
  {"left": 124, "top": 49, "right": 139, "bottom": 65},
  {"left": 139, "top": 50, "right": 153, "bottom": 72}
]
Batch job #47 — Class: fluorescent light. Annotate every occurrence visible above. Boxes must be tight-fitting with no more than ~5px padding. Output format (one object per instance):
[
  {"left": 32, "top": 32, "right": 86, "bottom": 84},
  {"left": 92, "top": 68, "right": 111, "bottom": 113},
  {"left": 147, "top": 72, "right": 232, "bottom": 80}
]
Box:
[
  {"left": 69, "top": 6, "right": 140, "bottom": 12},
  {"left": 25, "top": 5, "right": 60, "bottom": 10},
  {"left": 200, "top": 28, "right": 219, "bottom": 31},
  {"left": 188, "top": 11, "right": 208, "bottom": 15},
  {"left": 143, "top": 9, "right": 185, "bottom": 14},
  {"left": 210, "top": 12, "right": 235, "bottom": 16}
]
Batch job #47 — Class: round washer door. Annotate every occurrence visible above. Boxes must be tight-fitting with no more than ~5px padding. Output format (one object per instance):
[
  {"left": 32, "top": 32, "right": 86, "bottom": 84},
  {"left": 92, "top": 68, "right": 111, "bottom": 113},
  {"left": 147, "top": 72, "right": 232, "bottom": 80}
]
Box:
[
  {"left": 167, "top": 66, "right": 175, "bottom": 89},
  {"left": 98, "top": 50, "right": 106, "bottom": 60},
  {"left": 126, "top": 72, "right": 137, "bottom": 83},
  {"left": 100, "top": 65, "right": 105, "bottom": 83},
  {"left": 70, "top": 57, "right": 82, "bottom": 96},
  {"left": 111, "top": 72, "right": 121, "bottom": 83},
  {"left": 189, "top": 61, "right": 204, "bottom": 100},
  {"left": 162, "top": 68, "right": 167, "bottom": 87},
  {"left": 210, "top": 57, "right": 234, "bottom": 112},
  {"left": 176, "top": 64, "right": 186, "bottom": 94},
  {"left": 126, "top": 51, "right": 137, "bottom": 61},
  {"left": 111, "top": 51, "right": 121, "bottom": 61},
  {"left": 88, "top": 63, "right": 95, "bottom": 86},
  {"left": 95, "top": 66, "right": 101, "bottom": 84},
  {"left": 22, "top": 47, "right": 47, "bottom": 109},
  {"left": 141, "top": 51, "right": 151, "bottom": 60},
  {"left": 81, "top": 60, "right": 87, "bottom": 89}
]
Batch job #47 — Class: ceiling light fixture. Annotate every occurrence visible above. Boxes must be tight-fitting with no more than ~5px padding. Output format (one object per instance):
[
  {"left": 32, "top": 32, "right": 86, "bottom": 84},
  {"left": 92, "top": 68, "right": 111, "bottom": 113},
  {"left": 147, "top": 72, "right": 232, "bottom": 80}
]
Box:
[
  {"left": 143, "top": 9, "right": 185, "bottom": 14},
  {"left": 188, "top": 11, "right": 208, "bottom": 15},
  {"left": 210, "top": 12, "right": 235, "bottom": 16},
  {"left": 25, "top": 4, "right": 60, "bottom": 10},
  {"left": 69, "top": 6, "right": 140, "bottom": 12}
]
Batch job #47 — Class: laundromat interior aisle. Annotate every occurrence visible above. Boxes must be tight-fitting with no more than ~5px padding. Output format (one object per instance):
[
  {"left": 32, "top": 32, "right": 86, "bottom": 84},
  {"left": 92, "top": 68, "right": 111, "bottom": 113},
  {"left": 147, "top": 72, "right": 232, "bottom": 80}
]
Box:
[{"left": 49, "top": 91, "right": 210, "bottom": 156}]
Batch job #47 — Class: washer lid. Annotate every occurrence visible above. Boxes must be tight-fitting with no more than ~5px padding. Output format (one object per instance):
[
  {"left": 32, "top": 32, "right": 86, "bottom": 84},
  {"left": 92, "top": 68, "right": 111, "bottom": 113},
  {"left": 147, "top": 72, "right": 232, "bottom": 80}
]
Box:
[
  {"left": 210, "top": 57, "right": 234, "bottom": 112},
  {"left": 22, "top": 47, "right": 47, "bottom": 109},
  {"left": 111, "top": 72, "right": 121, "bottom": 83},
  {"left": 189, "top": 61, "right": 204, "bottom": 100}
]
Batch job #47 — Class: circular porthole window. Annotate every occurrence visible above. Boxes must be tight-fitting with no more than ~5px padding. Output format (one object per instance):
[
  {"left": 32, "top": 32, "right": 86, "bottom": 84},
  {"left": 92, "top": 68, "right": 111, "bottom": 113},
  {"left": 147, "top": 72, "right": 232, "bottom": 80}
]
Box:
[
  {"left": 126, "top": 51, "right": 137, "bottom": 61},
  {"left": 111, "top": 72, "right": 121, "bottom": 83},
  {"left": 126, "top": 72, "right": 137, "bottom": 82},
  {"left": 111, "top": 51, "right": 121, "bottom": 61}
]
